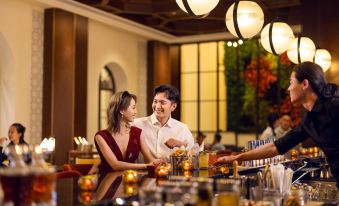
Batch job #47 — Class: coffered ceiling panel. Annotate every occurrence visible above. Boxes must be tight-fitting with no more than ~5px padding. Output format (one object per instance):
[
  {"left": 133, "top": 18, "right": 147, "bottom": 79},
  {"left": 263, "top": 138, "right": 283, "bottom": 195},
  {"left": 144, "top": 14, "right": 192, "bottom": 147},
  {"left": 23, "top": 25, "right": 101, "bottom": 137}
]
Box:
[{"left": 74, "top": 0, "right": 301, "bottom": 36}]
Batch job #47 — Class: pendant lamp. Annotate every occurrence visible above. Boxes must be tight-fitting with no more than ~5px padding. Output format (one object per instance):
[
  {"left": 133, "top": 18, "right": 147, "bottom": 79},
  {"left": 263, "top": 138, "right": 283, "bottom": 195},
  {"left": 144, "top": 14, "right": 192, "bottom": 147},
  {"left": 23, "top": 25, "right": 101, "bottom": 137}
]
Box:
[
  {"left": 260, "top": 22, "right": 294, "bottom": 55},
  {"left": 225, "top": 1, "right": 264, "bottom": 39},
  {"left": 287, "top": 37, "right": 316, "bottom": 64},
  {"left": 314, "top": 49, "right": 331, "bottom": 72},
  {"left": 176, "top": 0, "right": 219, "bottom": 17}
]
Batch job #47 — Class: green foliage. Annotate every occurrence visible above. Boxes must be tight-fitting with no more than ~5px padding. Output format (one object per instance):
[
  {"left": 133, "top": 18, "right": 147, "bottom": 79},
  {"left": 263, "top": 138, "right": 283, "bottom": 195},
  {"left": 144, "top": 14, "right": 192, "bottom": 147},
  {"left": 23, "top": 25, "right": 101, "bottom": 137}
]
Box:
[{"left": 224, "top": 39, "right": 295, "bottom": 133}]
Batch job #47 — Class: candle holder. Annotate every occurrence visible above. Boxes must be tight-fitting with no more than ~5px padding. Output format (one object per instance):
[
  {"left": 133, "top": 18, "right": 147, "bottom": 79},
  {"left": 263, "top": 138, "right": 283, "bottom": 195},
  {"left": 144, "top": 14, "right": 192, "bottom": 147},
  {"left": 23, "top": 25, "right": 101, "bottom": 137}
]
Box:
[
  {"left": 155, "top": 164, "right": 170, "bottom": 178},
  {"left": 182, "top": 159, "right": 193, "bottom": 171},
  {"left": 77, "top": 175, "right": 98, "bottom": 190},
  {"left": 123, "top": 170, "right": 138, "bottom": 184},
  {"left": 218, "top": 165, "right": 229, "bottom": 174},
  {"left": 78, "top": 191, "right": 93, "bottom": 205},
  {"left": 124, "top": 183, "right": 138, "bottom": 196}
]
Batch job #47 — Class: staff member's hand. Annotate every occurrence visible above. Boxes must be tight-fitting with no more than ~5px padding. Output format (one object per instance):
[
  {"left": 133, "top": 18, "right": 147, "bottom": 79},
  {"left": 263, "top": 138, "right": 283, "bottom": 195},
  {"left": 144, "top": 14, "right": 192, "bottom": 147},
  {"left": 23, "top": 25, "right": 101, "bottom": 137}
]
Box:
[
  {"left": 214, "top": 155, "right": 237, "bottom": 165},
  {"left": 165, "top": 138, "right": 187, "bottom": 149}
]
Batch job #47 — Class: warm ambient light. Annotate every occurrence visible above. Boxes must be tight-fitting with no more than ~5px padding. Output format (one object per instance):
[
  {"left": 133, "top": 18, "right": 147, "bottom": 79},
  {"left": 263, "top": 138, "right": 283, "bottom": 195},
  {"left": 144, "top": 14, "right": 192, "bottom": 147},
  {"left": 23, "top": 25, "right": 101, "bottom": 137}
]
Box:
[
  {"left": 260, "top": 22, "right": 294, "bottom": 55},
  {"left": 40, "top": 137, "right": 55, "bottom": 152},
  {"left": 225, "top": 1, "right": 264, "bottom": 39},
  {"left": 176, "top": 0, "right": 219, "bottom": 16},
  {"left": 314, "top": 49, "right": 331, "bottom": 72},
  {"left": 287, "top": 37, "right": 316, "bottom": 64}
]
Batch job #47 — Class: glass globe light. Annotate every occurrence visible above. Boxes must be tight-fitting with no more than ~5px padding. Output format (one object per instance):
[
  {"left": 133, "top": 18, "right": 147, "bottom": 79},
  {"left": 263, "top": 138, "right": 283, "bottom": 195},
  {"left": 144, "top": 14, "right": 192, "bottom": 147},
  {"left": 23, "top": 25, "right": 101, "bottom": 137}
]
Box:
[
  {"left": 260, "top": 22, "right": 294, "bottom": 55},
  {"left": 225, "top": 1, "right": 264, "bottom": 39},
  {"left": 314, "top": 49, "right": 331, "bottom": 72},
  {"left": 176, "top": 0, "right": 219, "bottom": 16},
  {"left": 287, "top": 37, "right": 316, "bottom": 64}
]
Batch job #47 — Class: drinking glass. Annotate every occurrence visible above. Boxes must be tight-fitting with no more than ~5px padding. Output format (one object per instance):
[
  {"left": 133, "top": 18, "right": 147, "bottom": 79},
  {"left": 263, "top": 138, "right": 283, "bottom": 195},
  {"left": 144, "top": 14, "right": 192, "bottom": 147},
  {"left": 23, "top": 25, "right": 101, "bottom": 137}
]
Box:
[{"left": 215, "top": 179, "right": 241, "bottom": 206}]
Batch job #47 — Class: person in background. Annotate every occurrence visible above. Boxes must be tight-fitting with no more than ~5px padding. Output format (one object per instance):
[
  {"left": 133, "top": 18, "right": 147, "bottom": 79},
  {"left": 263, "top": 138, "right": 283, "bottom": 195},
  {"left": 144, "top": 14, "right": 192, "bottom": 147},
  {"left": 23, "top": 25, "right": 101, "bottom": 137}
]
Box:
[
  {"left": 274, "top": 112, "right": 292, "bottom": 138},
  {"left": 260, "top": 113, "right": 279, "bottom": 140},
  {"left": 196, "top": 131, "right": 207, "bottom": 152},
  {"left": 216, "top": 62, "right": 339, "bottom": 188},
  {"left": 0, "top": 123, "right": 29, "bottom": 166},
  {"left": 133, "top": 84, "right": 194, "bottom": 159},
  {"left": 210, "top": 132, "right": 226, "bottom": 152},
  {"left": 93, "top": 91, "right": 162, "bottom": 174}
]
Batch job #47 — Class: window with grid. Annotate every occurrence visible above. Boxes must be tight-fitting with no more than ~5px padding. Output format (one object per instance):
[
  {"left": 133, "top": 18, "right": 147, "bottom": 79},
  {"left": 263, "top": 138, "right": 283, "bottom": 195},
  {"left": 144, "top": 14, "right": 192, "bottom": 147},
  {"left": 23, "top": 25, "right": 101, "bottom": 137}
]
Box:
[{"left": 180, "top": 41, "right": 227, "bottom": 132}]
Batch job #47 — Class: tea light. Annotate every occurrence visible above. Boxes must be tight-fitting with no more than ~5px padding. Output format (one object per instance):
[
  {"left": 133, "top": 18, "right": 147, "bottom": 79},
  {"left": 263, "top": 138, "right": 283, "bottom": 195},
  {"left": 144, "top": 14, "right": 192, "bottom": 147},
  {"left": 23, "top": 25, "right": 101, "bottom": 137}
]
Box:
[
  {"left": 308, "top": 147, "right": 314, "bottom": 154},
  {"left": 155, "top": 165, "right": 169, "bottom": 178},
  {"left": 123, "top": 170, "right": 138, "bottom": 184},
  {"left": 182, "top": 160, "right": 193, "bottom": 171},
  {"left": 218, "top": 165, "right": 229, "bottom": 174},
  {"left": 124, "top": 184, "right": 138, "bottom": 196},
  {"left": 300, "top": 148, "right": 308, "bottom": 155},
  {"left": 183, "top": 170, "right": 192, "bottom": 178},
  {"left": 78, "top": 175, "right": 98, "bottom": 190},
  {"left": 314, "top": 147, "right": 319, "bottom": 153},
  {"left": 290, "top": 149, "right": 298, "bottom": 157},
  {"left": 78, "top": 191, "right": 93, "bottom": 204}
]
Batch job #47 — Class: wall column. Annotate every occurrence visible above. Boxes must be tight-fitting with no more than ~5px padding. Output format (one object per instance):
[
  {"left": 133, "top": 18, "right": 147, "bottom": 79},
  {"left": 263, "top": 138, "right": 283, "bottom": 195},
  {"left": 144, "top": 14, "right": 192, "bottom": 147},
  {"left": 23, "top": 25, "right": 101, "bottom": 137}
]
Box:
[{"left": 43, "top": 9, "right": 88, "bottom": 165}]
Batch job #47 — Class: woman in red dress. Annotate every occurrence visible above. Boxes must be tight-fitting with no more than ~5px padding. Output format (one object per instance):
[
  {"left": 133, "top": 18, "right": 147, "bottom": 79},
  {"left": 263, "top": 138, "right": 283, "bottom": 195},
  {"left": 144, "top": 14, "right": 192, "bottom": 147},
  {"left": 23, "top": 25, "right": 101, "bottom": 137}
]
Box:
[{"left": 94, "top": 91, "right": 161, "bottom": 174}]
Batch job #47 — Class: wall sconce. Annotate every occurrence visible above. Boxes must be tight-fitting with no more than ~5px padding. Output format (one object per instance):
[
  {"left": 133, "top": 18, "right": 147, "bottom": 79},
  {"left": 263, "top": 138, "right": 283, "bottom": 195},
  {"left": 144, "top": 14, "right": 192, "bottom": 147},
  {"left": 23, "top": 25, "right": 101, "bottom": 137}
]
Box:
[
  {"left": 225, "top": 1, "right": 264, "bottom": 39},
  {"left": 260, "top": 22, "right": 294, "bottom": 55},
  {"left": 314, "top": 49, "right": 331, "bottom": 72},
  {"left": 287, "top": 36, "right": 316, "bottom": 64},
  {"left": 176, "top": 0, "right": 219, "bottom": 16}
]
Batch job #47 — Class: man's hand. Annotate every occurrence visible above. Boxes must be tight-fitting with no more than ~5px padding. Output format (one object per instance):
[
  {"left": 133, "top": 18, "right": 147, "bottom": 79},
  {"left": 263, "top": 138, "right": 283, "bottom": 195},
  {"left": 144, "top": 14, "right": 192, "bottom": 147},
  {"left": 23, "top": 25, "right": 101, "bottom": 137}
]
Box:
[
  {"left": 165, "top": 138, "right": 187, "bottom": 149},
  {"left": 214, "top": 155, "right": 237, "bottom": 165}
]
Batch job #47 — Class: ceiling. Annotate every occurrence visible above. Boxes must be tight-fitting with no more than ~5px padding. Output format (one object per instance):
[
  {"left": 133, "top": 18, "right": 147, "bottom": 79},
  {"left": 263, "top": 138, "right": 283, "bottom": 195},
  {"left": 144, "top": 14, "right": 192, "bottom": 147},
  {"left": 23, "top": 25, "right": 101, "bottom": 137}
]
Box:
[{"left": 74, "top": 0, "right": 302, "bottom": 36}]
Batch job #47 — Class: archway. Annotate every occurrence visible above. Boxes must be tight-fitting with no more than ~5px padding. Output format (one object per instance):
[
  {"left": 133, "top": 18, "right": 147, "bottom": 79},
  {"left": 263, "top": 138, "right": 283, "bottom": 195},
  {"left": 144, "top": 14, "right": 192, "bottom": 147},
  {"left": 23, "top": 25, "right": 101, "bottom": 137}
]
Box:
[{"left": 0, "top": 32, "right": 15, "bottom": 136}]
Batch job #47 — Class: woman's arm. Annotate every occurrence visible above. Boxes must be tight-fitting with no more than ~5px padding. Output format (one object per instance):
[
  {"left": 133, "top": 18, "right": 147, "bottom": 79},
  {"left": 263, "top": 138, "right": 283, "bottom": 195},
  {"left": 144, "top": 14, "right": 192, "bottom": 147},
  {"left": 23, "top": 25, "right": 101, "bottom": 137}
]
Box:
[
  {"left": 140, "top": 134, "right": 155, "bottom": 163},
  {"left": 216, "top": 142, "right": 279, "bottom": 164},
  {"left": 95, "top": 135, "right": 150, "bottom": 170},
  {"left": 88, "top": 159, "right": 101, "bottom": 175}
]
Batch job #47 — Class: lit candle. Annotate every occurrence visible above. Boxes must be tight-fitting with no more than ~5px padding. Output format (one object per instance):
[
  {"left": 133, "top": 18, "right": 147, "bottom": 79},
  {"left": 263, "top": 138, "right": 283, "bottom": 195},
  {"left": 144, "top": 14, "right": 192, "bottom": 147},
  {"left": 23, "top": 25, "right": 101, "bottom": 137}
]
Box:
[
  {"left": 124, "top": 184, "right": 138, "bottom": 196},
  {"left": 123, "top": 170, "right": 138, "bottom": 184},
  {"left": 182, "top": 160, "right": 192, "bottom": 171},
  {"left": 155, "top": 165, "right": 169, "bottom": 178},
  {"left": 78, "top": 175, "right": 98, "bottom": 190}
]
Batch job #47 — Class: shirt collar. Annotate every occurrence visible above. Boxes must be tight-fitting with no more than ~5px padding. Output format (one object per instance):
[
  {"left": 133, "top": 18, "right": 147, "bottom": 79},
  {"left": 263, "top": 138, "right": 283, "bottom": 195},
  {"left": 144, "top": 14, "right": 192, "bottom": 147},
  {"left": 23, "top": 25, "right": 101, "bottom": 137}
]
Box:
[{"left": 150, "top": 113, "right": 173, "bottom": 128}]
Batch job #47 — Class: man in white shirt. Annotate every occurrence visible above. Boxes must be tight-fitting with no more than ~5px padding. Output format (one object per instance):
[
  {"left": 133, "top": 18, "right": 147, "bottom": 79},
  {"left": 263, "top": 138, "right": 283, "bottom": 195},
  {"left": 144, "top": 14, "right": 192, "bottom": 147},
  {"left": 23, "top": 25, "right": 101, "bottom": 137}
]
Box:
[{"left": 133, "top": 85, "right": 194, "bottom": 159}]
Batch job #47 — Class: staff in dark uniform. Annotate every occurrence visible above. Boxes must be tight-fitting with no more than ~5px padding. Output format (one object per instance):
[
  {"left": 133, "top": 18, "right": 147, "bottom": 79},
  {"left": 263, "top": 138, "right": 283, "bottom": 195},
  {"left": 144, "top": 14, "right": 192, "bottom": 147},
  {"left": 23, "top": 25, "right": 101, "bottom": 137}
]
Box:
[{"left": 216, "top": 62, "right": 339, "bottom": 187}]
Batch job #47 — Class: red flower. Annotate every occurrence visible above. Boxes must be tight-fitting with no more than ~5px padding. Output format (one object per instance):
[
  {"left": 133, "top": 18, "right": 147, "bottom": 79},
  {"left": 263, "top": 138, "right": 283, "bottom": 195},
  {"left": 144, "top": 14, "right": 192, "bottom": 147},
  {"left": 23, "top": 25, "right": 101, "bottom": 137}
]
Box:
[{"left": 245, "top": 56, "right": 277, "bottom": 97}]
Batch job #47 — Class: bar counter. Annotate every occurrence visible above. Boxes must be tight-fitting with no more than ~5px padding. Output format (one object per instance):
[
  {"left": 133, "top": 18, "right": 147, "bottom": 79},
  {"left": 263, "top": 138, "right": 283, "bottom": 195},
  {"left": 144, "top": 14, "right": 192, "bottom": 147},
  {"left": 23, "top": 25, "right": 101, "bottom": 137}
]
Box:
[
  {"left": 55, "top": 157, "right": 339, "bottom": 206},
  {"left": 57, "top": 168, "right": 228, "bottom": 206}
]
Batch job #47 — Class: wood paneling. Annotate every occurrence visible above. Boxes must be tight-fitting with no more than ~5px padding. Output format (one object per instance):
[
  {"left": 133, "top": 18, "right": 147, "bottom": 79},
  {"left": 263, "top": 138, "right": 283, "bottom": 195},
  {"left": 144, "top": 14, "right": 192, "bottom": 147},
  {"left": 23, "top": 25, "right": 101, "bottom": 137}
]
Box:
[
  {"left": 147, "top": 41, "right": 170, "bottom": 115},
  {"left": 301, "top": 0, "right": 339, "bottom": 84},
  {"left": 43, "top": 9, "right": 88, "bottom": 165}
]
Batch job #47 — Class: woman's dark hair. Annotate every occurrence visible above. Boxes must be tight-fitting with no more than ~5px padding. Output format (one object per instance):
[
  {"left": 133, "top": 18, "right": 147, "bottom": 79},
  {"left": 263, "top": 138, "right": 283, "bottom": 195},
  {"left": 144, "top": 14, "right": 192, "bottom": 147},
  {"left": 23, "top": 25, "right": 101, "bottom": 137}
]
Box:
[
  {"left": 11, "top": 123, "right": 26, "bottom": 143},
  {"left": 107, "top": 91, "right": 136, "bottom": 133},
  {"left": 293, "top": 62, "right": 339, "bottom": 99},
  {"left": 154, "top": 84, "right": 180, "bottom": 104},
  {"left": 267, "top": 113, "right": 279, "bottom": 137}
]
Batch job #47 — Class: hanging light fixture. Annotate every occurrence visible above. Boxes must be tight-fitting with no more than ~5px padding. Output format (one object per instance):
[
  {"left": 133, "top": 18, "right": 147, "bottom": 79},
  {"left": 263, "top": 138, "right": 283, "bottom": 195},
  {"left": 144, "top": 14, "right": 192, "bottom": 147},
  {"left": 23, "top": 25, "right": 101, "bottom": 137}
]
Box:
[
  {"left": 314, "top": 49, "right": 331, "bottom": 72},
  {"left": 225, "top": 1, "right": 264, "bottom": 39},
  {"left": 287, "top": 36, "right": 316, "bottom": 64},
  {"left": 176, "top": 0, "right": 219, "bottom": 17},
  {"left": 260, "top": 22, "right": 294, "bottom": 55}
]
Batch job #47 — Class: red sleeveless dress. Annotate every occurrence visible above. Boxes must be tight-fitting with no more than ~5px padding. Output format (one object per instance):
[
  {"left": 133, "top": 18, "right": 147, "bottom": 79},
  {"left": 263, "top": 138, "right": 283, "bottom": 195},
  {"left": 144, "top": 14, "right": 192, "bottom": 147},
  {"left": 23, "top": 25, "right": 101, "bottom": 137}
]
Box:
[{"left": 94, "top": 126, "right": 142, "bottom": 174}]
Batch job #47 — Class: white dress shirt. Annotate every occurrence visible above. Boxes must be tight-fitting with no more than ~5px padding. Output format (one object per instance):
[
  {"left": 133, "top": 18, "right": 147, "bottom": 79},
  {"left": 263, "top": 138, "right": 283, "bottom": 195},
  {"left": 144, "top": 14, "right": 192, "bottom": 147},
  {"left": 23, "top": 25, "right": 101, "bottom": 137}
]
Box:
[{"left": 133, "top": 114, "right": 194, "bottom": 158}]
